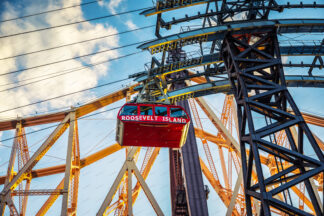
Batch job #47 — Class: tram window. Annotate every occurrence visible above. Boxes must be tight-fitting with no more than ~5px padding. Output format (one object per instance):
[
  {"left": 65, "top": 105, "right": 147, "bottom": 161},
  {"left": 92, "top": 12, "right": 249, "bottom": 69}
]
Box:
[
  {"left": 170, "top": 107, "right": 187, "bottom": 118},
  {"left": 155, "top": 106, "right": 168, "bottom": 116},
  {"left": 120, "top": 105, "right": 137, "bottom": 116},
  {"left": 140, "top": 106, "right": 153, "bottom": 115}
]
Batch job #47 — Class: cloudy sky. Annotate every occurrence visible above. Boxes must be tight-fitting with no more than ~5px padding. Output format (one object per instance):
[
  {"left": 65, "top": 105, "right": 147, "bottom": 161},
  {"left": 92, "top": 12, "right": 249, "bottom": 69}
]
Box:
[{"left": 0, "top": 0, "right": 323, "bottom": 215}]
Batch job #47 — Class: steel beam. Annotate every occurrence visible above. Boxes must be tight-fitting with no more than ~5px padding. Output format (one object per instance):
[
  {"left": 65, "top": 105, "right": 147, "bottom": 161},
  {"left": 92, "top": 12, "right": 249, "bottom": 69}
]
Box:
[
  {"left": 1, "top": 114, "right": 70, "bottom": 195},
  {"left": 0, "top": 85, "right": 137, "bottom": 131},
  {"left": 226, "top": 169, "right": 243, "bottom": 216},
  {"left": 221, "top": 28, "right": 324, "bottom": 215},
  {"left": 140, "top": 0, "right": 211, "bottom": 16},
  {"left": 61, "top": 112, "right": 75, "bottom": 216},
  {"left": 36, "top": 178, "right": 64, "bottom": 216},
  {"left": 138, "top": 19, "right": 324, "bottom": 52},
  {"left": 159, "top": 3, "right": 324, "bottom": 28},
  {"left": 106, "top": 148, "right": 161, "bottom": 215},
  {"left": 0, "top": 123, "right": 20, "bottom": 216},
  {"left": 169, "top": 149, "right": 188, "bottom": 215},
  {"left": 97, "top": 148, "right": 163, "bottom": 216},
  {"left": 177, "top": 100, "right": 209, "bottom": 216}
]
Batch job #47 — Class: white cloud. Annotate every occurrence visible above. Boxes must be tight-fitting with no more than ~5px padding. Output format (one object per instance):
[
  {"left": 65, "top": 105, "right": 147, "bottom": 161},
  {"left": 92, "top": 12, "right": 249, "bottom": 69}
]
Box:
[
  {"left": 0, "top": 0, "right": 120, "bottom": 118},
  {"left": 99, "top": 0, "right": 124, "bottom": 14},
  {"left": 125, "top": 20, "right": 138, "bottom": 30}
]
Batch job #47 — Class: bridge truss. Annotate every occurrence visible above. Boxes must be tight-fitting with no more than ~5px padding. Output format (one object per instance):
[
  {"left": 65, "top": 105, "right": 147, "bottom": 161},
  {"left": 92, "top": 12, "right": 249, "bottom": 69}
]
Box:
[{"left": 0, "top": 0, "right": 324, "bottom": 215}]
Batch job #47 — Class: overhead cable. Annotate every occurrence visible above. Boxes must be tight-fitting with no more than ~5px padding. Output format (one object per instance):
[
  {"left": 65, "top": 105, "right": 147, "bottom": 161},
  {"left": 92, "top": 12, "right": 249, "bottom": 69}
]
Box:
[
  {"left": 0, "top": 0, "right": 103, "bottom": 23},
  {"left": 0, "top": 106, "right": 122, "bottom": 154},
  {"left": 0, "top": 77, "right": 130, "bottom": 114},
  {"left": 0, "top": 25, "right": 154, "bottom": 61},
  {"left": 0, "top": 50, "right": 143, "bottom": 90},
  {"left": 0, "top": 7, "right": 150, "bottom": 39},
  {"left": 0, "top": 49, "right": 144, "bottom": 92},
  {"left": 0, "top": 39, "right": 150, "bottom": 77}
]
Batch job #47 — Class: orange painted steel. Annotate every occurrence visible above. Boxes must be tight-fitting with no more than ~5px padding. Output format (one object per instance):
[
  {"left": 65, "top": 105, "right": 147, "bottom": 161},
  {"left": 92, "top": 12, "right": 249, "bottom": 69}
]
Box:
[
  {"left": 201, "top": 97, "right": 324, "bottom": 214},
  {"left": 0, "top": 83, "right": 323, "bottom": 215},
  {"left": 36, "top": 178, "right": 65, "bottom": 216},
  {"left": 16, "top": 126, "right": 31, "bottom": 216},
  {"left": 302, "top": 112, "right": 324, "bottom": 127},
  {"left": 194, "top": 128, "right": 227, "bottom": 145},
  {"left": 200, "top": 157, "right": 241, "bottom": 216},
  {"left": 104, "top": 148, "right": 160, "bottom": 215},
  {"left": 113, "top": 147, "right": 141, "bottom": 216},
  {"left": 0, "top": 85, "right": 137, "bottom": 131},
  {"left": 194, "top": 96, "right": 323, "bottom": 215},
  {"left": 217, "top": 95, "right": 234, "bottom": 190},
  {"left": 197, "top": 96, "right": 245, "bottom": 214},
  {"left": 0, "top": 144, "right": 123, "bottom": 185},
  {"left": 189, "top": 98, "right": 220, "bottom": 183},
  {"left": 68, "top": 119, "right": 81, "bottom": 215}
]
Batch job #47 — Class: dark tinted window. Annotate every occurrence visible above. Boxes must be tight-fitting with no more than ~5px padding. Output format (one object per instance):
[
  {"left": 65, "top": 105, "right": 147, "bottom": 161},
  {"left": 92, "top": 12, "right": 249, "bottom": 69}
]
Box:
[
  {"left": 170, "top": 107, "right": 187, "bottom": 118},
  {"left": 155, "top": 106, "right": 168, "bottom": 116},
  {"left": 140, "top": 106, "right": 153, "bottom": 115},
  {"left": 120, "top": 105, "right": 137, "bottom": 116}
]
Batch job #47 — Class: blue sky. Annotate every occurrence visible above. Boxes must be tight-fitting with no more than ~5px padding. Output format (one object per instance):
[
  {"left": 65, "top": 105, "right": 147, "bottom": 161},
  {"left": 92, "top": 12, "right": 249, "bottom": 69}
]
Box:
[{"left": 0, "top": 0, "right": 323, "bottom": 215}]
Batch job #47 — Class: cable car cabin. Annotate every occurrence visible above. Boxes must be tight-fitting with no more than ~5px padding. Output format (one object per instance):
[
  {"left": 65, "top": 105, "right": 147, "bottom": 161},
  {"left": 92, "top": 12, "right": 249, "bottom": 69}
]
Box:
[{"left": 116, "top": 103, "right": 190, "bottom": 148}]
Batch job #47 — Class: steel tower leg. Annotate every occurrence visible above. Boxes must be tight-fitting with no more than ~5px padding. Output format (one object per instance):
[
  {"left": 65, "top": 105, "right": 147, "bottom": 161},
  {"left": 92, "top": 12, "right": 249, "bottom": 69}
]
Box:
[
  {"left": 169, "top": 149, "right": 188, "bottom": 215},
  {"left": 221, "top": 29, "right": 324, "bottom": 215},
  {"left": 178, "top": 100, "right": 209, "bottom": 216},
  {"left": 167, "top": 48, "right": 208, "bottom": 216}
]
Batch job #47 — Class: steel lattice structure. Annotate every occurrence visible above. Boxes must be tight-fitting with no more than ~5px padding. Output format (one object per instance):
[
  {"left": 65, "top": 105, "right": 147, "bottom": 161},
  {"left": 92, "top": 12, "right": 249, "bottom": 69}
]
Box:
[{"left": 0, "top": 0, "right": 324, "bottom": 215}]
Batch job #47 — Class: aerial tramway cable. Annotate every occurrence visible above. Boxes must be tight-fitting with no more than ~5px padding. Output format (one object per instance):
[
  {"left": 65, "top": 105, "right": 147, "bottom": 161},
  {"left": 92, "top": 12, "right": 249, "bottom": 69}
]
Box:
[
  {"left": 0, "top": 49, "right": 146, "bottom": 91},
  {"left": 0, "top": 106, "right": 122, "bottom": 143},
  {"left": 0, "top": 105, "right": 123, "bottom": 160},
  {"left": 0, "top": 77, "right": 131, "bottom": 114},
  {"left": 0, "top": 0, "right": 104, "bottom": 23},
  {"left": 0, "top": 25, "right": 154, "bottom": 61},
  {"left": 0, "top": 41, "right": 150, "bottom": 77},
  {"left": 0, "top": 7, "right": 150, "bottom": 39}
]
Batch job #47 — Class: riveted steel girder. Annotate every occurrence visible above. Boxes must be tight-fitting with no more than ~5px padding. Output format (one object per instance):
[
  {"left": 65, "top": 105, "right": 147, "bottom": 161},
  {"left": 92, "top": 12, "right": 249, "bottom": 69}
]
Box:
[{"left": 221, "top": 28, "right": 324, "bottom": 215}]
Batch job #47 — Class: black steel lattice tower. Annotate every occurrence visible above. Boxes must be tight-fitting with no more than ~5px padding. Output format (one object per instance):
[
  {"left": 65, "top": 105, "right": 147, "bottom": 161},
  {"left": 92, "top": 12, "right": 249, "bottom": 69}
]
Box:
[
  {"left": 221, "top": 28, "right": 324, "bottom": 215},
  {"left": 136, "top": 0, "right": 324, "bottom": 215}
]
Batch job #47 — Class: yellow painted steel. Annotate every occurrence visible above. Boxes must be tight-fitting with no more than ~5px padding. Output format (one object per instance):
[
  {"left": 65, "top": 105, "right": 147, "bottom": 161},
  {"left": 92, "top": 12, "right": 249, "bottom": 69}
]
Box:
[
  {"left": 10, "top": 122, "right": 69, "bottom": 191},
  {"left": 76, "top": 86, "right": 137, "bottom": 119},
  {"left": 80, "top": 143, "right": 123, "bottom": 168},
  {"left": 148, "top": 34, "right": 208, "bottom": 54},
  {"left": 36, "top": 178, "right": 64, "bottom": 216},
  {"left": 145, "top": 1, "right": 210, "bottom": 16}
]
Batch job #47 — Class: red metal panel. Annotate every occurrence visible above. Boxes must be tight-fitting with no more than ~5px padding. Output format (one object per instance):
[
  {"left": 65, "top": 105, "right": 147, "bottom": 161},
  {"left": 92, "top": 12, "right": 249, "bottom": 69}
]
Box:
[
  {"left": 116, "top": 103, "right": 190, "bottom": 148},
  {"left": 121, "top": 121, "right": 186, "bottom": 148}
]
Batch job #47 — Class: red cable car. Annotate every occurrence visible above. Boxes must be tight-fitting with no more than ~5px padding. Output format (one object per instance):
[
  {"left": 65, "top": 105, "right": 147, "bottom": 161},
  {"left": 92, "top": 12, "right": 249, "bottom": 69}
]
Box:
[{"left": 116, "top": 103, "right": 190, "bottom": 148}]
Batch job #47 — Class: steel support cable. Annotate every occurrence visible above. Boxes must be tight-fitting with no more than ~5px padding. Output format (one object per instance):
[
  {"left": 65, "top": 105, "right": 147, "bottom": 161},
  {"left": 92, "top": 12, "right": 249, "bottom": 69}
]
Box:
[
  {"left": 0, "top": 77, "right": 130, "bottom": 115},
  {"left": 0, "top": 49, "right": 147, "bottom": 92},
  {"left": 15, "top": 80, "right": 131, "bottom": 118},
  {"left": 0, "top": 132, "right": 68, "bottom": 162},
  {"left": 42, "top": 81, "right": 132, "bottom": 115},
  {"left": 0, "top": 50, "right": 145, "bottom": 89},
  {"left": 0, "top": 39, "right": 151, "bottom": 77},
  {"left": 0, "top": 7, "right": 150, "bottom": 39},
  {"left": 83, "top": 128, "right": 116, "bottom": 157},
  {"left": 0, "top": 0, "right": 104, "bottom": 23},
  {"left": 0, "top": 106, "right": 122, "bottom": 160},
  {"left": 0, "top": 106, "right": 121, "bottom": 145},
  {"left": 0, "top": 80, "right": 129, "bottom": 154},
  {"left": 0, "top": 25, "right": 154, "bottom": 61}
]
